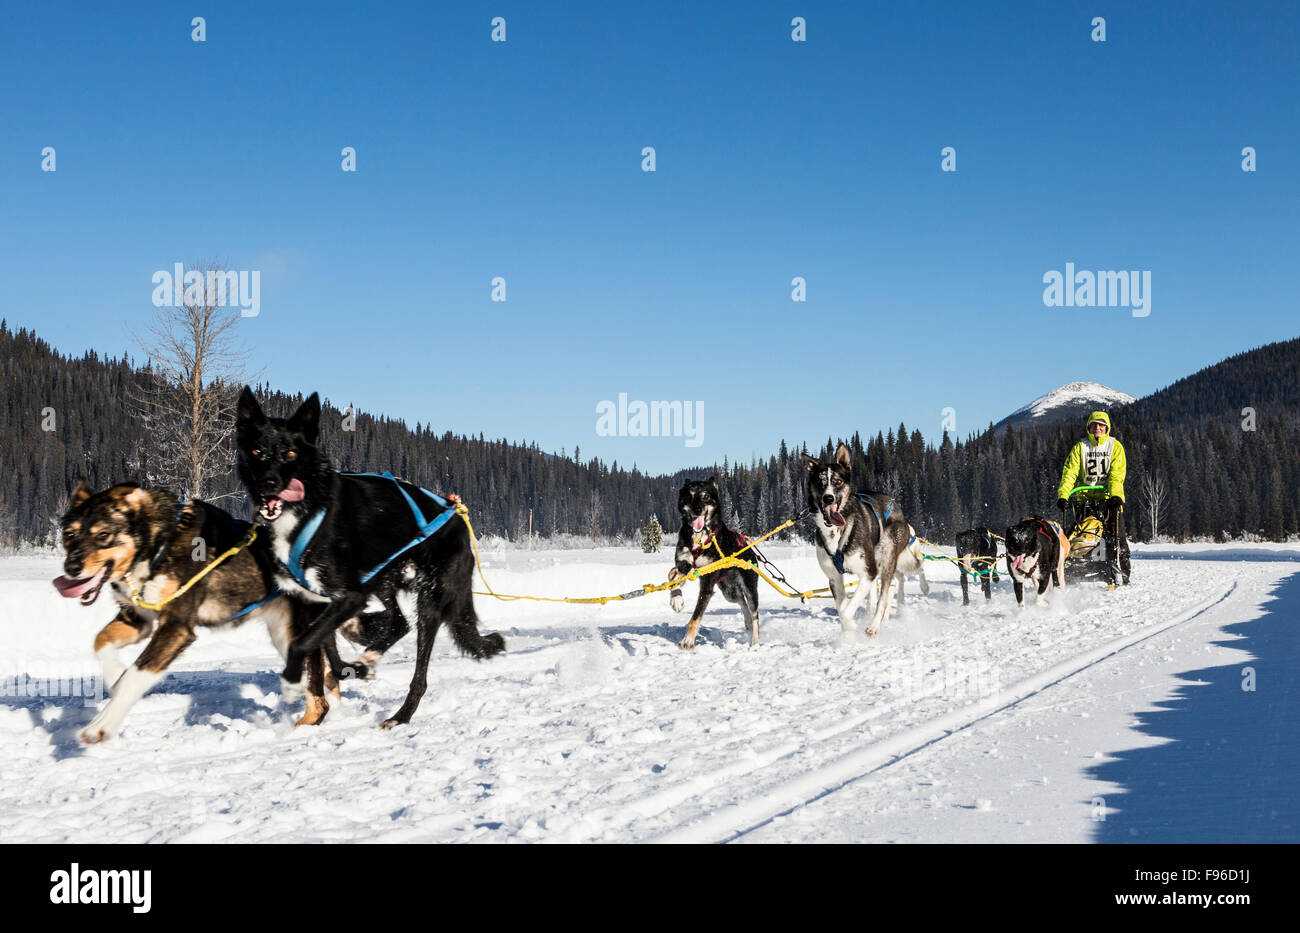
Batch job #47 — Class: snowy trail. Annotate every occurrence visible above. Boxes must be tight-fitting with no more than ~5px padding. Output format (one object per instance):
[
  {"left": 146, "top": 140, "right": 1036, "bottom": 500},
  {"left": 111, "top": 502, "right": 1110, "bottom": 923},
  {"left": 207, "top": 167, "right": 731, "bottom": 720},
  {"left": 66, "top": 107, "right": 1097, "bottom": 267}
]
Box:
[
  {"left": 738, "top": 553, "right": 1300, "bottom": 843},
  {"left": 665, "top": 581, "right": 1237, "bottom": 843},
  {"left": 1, "top": 543, "right": 1295, "bottom": 843}
]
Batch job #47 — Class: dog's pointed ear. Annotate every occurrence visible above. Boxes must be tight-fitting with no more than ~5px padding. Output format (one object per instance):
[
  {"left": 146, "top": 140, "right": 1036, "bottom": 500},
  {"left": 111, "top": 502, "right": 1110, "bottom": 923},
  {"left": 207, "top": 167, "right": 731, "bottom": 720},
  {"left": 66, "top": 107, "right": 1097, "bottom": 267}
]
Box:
[
  {"left": 70, "top": 480, "right": 92, "bottom": 508},
  {"left": 108, "top": 483, "right": 148, "bottom": 511},
  {"left": 123, "top": 487, "right": 150, "bottom": 510},
  {"left": 834, "top": 443, "right": 852, "bottom": 470},
  {"left": 706, "top": 475, "right": 719, "bottom": 492},
  {"left": 287, "top": 392, "right": 321, "bottom": 443},
  {"left": 802, "top": 453, "right": 820, "bottom": 471},
  {"left": 236, "top": 386, "right": 265, "bottom": 427}
]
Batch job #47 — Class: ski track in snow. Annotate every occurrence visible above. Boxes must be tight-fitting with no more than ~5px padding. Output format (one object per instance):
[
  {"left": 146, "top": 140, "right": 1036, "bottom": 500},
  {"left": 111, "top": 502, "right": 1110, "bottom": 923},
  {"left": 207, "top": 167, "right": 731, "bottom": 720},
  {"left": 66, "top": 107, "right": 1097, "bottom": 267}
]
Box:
[{"left": 1, "top": 543, "right": 1296, "bottom": 843}]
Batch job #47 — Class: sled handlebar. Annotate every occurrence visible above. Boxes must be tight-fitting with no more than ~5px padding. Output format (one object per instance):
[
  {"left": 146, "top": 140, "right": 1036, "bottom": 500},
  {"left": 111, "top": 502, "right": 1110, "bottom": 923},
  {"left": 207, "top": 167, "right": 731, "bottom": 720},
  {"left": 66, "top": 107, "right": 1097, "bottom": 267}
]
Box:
[{"left": 1067, "top": 485, "right": 1106, "bottom": 500}]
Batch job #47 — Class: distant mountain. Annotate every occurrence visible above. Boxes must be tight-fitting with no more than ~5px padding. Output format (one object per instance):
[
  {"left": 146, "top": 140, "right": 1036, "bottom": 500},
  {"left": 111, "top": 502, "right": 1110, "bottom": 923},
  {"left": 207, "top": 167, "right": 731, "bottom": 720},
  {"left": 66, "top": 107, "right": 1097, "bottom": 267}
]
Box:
[
  {"left": 995, "top": 382, "right": 1137, "bottom": 431},
  {"left": 1124, "top": 336, "right": 1300, "bottom": 426},
  {"left": 995, "top": 338, "right": 1300, "bottom": 436}
]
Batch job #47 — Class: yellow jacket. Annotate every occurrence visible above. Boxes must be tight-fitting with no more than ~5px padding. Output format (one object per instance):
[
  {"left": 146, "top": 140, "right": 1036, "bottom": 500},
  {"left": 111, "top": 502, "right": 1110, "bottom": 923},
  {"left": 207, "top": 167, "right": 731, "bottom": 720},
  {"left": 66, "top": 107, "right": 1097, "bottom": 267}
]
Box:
[{"left": 1057, "top": 410, "right": 1127, "bottom": 502}]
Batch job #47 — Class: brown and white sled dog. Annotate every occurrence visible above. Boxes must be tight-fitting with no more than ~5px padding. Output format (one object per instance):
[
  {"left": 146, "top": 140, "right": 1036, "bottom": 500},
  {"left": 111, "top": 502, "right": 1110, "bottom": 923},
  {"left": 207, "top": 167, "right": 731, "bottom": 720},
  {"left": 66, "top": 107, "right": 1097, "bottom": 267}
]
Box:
[
  {"left": 53, "top": 482, "right": 338, "bottom": 743},
  {"left": 804, "top": 444, "right": 912, "bottom": 637}
]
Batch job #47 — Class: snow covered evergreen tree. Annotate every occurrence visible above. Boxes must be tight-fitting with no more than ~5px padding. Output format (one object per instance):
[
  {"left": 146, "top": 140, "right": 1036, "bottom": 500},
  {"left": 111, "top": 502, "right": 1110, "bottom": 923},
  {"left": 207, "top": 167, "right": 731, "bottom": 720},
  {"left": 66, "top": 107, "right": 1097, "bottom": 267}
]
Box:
[{"left": 642, "top": 515, "right": 663, "bottom": 552}]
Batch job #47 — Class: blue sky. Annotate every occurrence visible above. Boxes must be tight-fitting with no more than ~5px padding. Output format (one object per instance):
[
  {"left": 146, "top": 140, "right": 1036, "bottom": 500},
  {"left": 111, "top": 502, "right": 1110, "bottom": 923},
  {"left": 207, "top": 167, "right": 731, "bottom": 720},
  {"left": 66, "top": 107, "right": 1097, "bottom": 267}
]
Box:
[{"left": 3, "top": 1, "right": 1297, "bottom": 472}]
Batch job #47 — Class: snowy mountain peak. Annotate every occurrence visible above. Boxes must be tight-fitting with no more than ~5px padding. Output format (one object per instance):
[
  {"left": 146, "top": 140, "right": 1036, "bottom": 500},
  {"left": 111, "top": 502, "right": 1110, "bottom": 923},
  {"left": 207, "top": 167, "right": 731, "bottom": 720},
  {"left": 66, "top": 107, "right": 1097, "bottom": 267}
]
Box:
[
  {"left": 1010, "top": 382, "right": 1137, "bottom": 420},
  {"left": 996, "top": 382, "right": 1137, "bottom": 430}
]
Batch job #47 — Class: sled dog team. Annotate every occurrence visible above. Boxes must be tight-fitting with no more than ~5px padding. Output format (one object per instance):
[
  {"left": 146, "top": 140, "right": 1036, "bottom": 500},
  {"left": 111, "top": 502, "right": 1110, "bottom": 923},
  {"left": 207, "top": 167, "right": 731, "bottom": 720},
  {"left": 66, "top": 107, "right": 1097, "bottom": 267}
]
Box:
[{"left": 52, "top": 390, "right": 1068, "bottom": 741}]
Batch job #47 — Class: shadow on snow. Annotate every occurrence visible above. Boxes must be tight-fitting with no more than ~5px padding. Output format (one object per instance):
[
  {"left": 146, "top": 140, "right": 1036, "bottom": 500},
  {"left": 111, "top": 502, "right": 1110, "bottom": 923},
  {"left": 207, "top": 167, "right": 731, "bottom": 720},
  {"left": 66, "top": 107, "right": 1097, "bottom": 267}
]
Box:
[{"left": 1088, "top": 569, "right": 1300, "bottom": 842}]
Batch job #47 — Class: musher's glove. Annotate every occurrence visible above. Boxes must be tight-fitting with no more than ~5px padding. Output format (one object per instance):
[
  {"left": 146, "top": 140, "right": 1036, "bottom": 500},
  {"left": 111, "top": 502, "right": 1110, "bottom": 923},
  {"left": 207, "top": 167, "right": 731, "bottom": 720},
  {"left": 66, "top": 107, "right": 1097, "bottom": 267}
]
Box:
[{"left": 1056, "top": 498, "right": 1068, "bottom": 511}]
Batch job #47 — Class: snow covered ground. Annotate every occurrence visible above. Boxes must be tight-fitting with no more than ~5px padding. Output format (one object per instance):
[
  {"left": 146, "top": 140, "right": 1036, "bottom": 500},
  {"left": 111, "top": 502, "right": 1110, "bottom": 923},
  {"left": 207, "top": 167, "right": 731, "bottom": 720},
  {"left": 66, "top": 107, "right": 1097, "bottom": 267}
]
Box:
[{"left": 1, "top": 541, "right": 1296, "bottom": 843}]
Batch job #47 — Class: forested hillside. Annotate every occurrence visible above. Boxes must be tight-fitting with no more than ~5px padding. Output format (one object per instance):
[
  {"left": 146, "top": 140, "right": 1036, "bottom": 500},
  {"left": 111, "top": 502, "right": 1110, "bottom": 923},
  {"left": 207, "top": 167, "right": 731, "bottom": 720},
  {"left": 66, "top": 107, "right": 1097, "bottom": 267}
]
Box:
[{"left": 2, "top": 320, "right": 1296, "bottom": 547}]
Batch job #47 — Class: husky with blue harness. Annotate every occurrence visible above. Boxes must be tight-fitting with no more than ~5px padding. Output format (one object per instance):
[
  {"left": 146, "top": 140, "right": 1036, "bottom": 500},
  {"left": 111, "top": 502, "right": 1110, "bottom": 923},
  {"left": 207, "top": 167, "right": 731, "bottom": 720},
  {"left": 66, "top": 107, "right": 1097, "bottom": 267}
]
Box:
[
  {"left": 804, "top": 444, "right": 912, "bottom": 637},
  {"left": 52, "top": 482, "right": 342, "bottom": 743},
  {"left": 235, "top": 387, "right": 505, "bottom": 730}
]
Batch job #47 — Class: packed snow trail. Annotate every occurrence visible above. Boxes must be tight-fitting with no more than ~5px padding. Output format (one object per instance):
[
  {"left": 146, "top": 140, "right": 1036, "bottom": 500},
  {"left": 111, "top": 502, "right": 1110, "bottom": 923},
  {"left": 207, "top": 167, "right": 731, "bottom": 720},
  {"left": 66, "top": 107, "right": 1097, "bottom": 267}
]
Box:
[
  {"left": 0, "top": 543, "right": 1295, "bottom": 843},
  {"left": 737, "top": 550, "right": 1300, "bottom": 843},
  {"left": 665, "top": 581, "right": 1236, "bottom": 843}
]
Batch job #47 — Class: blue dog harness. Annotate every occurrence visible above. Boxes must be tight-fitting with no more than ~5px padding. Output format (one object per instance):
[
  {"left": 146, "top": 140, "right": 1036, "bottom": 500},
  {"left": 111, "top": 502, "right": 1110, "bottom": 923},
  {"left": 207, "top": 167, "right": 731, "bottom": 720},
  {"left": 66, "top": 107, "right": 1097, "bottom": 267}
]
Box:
[
  {"left": 283, "top": 471, "right": 457, "bottom": 596},
  {"left": 858, "top": 493, "right": 894, "bottom": 528},
  {"left": 822, "top": 493, "right": 894, "bottom": 575},
  {"left": 219, "top": 587, "right": 282, "bottom": 623}
]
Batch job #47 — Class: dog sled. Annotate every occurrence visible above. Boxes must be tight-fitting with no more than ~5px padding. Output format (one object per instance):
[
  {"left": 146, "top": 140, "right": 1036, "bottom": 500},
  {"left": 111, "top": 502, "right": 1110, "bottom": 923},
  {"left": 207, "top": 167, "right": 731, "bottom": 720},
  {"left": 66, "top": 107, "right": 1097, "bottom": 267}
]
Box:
[{"left": 1061, "top": 484, "right": 1118, "bottom": 583}]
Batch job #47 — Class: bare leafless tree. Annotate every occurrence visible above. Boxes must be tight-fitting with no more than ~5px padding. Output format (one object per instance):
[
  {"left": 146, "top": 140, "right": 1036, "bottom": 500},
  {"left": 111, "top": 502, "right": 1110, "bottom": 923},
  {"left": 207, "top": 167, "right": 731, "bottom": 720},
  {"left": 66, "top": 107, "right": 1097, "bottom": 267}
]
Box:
[
  {"left": 588, "top": 488, "right": 603, "bottom": 540},
  {"left": 1140, "top": 473, "right": 1169, "bottom": 542},
  {"left": 0, "top": 484, "right": 10, "bottom": 552},
  {"left": 47, "top": 488, "right": 70, "bottom": 548},
  {"left": 882, "top": 469, "right": 904, "bottom": 506},
  {"left": 132, "top": 261, "right": 254, "bottom": 501}
]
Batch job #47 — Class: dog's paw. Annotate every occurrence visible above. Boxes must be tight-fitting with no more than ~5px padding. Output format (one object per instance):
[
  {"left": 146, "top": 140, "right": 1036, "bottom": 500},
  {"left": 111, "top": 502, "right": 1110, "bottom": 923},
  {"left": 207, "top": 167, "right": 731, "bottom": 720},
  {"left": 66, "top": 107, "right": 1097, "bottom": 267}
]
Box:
[
  {"left": 379, "top": 717, "right": 407, "bottom": 731},
  {"left": 280, "top": 677, "right": 305, "bottom": 703},
  {"left": 294, "top": 707, "right": 329, "bottom": 727},
  {"left": 670, "top": 591, "right": 684, "bottom": 613},
  {"left": 677, "top": 638, "right": 695, "bottom": 651},
  {"left": 79, "top": 724, "right": 110, "bottom": 745},
  {"left": 335, "top": 661, "right": 371, "bottom": 682},
  {"left": 864, "top": 625, "right": 880, "bottom": 638}
]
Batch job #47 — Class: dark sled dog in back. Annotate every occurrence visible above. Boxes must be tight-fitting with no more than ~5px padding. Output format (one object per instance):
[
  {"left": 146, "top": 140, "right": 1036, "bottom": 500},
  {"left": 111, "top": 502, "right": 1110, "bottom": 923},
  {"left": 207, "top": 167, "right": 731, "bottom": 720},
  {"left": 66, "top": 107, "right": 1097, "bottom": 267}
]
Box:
[
  {"left": 804, "top": 444, "right": 911, "bottom": 637},
  {"left": 52, "top": 482, "right": 338, "bottom": 742},
  {"left": 955, "top": 527, "right": 1001, "bottom": 605},
  {"left": 235, "top": 387, "right": 505, "bottom": 729},
  {"left": 668, "top": 477, "right": 760, "bottom": 649},
  {"left": 1003, "top": 516, "right": 1070, "bottom": 608}
]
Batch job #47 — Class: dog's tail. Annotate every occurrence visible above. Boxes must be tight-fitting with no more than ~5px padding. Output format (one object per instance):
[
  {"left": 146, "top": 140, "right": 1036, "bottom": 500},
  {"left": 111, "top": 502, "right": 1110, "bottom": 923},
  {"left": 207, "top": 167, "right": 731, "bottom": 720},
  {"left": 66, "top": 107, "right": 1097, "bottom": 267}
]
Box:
[{"left": 448, "top": 607, "right": 507, "bottom": 660}]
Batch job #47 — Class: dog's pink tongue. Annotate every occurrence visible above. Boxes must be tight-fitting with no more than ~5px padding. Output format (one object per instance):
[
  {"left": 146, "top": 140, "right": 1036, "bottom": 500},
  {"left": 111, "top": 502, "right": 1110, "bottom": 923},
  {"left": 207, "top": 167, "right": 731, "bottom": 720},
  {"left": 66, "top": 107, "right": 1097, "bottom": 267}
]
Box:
[
  {"left": 278, "top": 478, "right": 305, "bottom": 502},
  {"left": 52, "top": 568, "right": 105, "bottom": 598},
  {"left": 824, "top": 505, "right": 846, "bottom": 527},
  {"left": 692, "top": 516, "right": 705, "bottom": 532}
]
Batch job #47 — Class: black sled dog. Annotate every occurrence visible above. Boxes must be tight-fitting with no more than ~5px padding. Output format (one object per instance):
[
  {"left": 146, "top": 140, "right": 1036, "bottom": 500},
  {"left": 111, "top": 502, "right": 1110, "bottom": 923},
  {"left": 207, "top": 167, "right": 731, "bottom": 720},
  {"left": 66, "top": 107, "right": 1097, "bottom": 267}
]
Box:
[
  {"left": 1003, "top": 516, "right": 1070, "bottom": 608},
  {"left": 235, "top": 387, "right": 505, "bottom": 728},
  {"left": 668, "top": 477, "right": 760, "bottom": 649},
  {"left": 955, "top": 527, "right": 1001, "bottom": 605},
  {"left": 804, "top": 444, "right": 911, "bottom": 637}
]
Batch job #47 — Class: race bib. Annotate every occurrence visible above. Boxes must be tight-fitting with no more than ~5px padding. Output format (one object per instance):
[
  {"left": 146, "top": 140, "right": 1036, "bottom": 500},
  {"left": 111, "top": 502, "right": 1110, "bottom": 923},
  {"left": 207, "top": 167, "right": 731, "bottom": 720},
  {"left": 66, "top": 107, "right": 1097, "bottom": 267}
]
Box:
[{"left": 1083, "top": 438, "right": 1113, "bottom": 484}]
